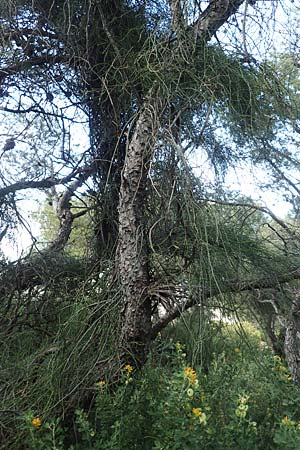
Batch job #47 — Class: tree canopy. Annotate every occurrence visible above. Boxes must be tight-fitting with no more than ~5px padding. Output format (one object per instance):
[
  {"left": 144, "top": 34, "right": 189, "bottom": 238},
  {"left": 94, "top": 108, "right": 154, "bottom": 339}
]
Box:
[{"left": 1, "top": 0, "right": 300, "bottom": 446}]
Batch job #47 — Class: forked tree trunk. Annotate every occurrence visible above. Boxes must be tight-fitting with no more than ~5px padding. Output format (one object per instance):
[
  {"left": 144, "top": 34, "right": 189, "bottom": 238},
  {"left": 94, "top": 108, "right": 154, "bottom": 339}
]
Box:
[
  {"left": 116, "top": 0, "right": 249, "bottom": 367},
  {"left": 118, "top": 95, "right": 163, "bottom": 365}
]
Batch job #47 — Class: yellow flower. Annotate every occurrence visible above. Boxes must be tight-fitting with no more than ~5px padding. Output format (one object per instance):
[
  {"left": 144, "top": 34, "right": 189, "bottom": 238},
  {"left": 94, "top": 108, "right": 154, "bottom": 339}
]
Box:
[
  {"left": 192, "top": 407, "right": 201, "bottom": 417},
  {"left": 187, "top": 388, "right": 194, "bottom": 398},
  {"left": 274, "top": 355, "right": 281, "bottom": 363},
  {"left": 234, "top": 347, "right": 240, "bottom": 353},
  {"left": 199, "top": 412, "right": 207, "bottom": 425},
  {"left": 282, "top": 416, "right": 295, "bottom": 427},
  {"left": 184, "top": 367, "right": 198, "bottom": 384},
  {"left": 235, "top": 395, "right": 249, "bottom": 419},
  {"left": 96, "top": 380, "right": 106, "bottom": 387},
  {"left": 278, "top": 365, "right": 287, "bottom": 372},
  {"left": 238, "top": 403, "right": 248, "bottom": 412},
  {"left": 32, "top": 417, "right": 41, "bottom": 428},
  {"left": 238, "top": 395, "right": 249, "bottom": 405},
  {"left": 175, "top": 342, "right": 182, "bottom": 352},
  {"left": 235, "top": 408, "right": 246, "bottom": 419},
  {"left": 124, "top": 364, "right": 134, "bottom": 374},
  {"left": 284, "top": 374, "right": 292, "bottom": 382}
]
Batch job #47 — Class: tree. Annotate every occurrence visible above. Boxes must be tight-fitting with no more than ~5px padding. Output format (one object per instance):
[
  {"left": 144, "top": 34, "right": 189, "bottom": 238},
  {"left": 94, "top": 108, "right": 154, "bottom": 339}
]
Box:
[{"left": 1, "top": 0, "right": 300, "bottom": 439}]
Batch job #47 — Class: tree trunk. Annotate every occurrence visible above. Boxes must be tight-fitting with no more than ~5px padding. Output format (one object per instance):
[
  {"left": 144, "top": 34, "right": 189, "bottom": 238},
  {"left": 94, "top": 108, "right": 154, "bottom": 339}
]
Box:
[
  {"left": 284, "top": 297, "right": 300, "bottom": 383},
  {"left": 118, "top": 95, "right": 163, "bottom": 365}
]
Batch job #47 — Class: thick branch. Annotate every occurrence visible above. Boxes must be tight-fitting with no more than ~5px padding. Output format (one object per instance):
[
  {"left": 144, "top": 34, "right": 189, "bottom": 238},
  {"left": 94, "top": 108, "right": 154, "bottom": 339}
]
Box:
[
  {"left": 193, "top": 0, "right": 245, "bottom": 40},
  {"left": 48, "top": 164, "right": 96, "bottom": 252},
  {"left": 117, "top": 0, "right": 247, "bottom": 363},
  {"left": 168, "top": 0, "right": 185, "bottom": 33},
  {"left": 0, "top": 253, "right": 86, "bottom": 308},
  {"left": 0, "top": 54, "right": 66, "bottom": 84},
  {"left": 152, "top": 268, "right": 300, "bottom": 336},
  {"left": 0, "top": 163, "right": 95, "bottom": 200},
  {"left": 0, "top": 164, "right": 96, "bottom": 300}
]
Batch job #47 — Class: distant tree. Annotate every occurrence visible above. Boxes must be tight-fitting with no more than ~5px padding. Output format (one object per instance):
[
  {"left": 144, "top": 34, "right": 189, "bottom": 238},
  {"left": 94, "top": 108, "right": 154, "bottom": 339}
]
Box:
[{"left": 35, "top": 196, "right": 94, "bottom": 257}]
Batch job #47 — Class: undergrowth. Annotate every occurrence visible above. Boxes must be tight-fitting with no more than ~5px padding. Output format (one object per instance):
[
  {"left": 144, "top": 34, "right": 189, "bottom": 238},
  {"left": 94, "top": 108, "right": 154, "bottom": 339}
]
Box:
[{"left": 10, "top": 321, "right": 300, "bottom": 450}]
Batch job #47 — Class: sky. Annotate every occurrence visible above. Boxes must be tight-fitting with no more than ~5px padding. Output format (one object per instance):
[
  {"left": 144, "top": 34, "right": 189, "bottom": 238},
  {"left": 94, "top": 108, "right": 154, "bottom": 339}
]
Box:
[
  {"left": 1, "top": 148, "right": 292, "bottom": 261},
  {"left": 0, "top": 0, "right": 297, "bottom": 260},
  {"left": 190, "top": 150, "right": 292, "bottom": 215}
]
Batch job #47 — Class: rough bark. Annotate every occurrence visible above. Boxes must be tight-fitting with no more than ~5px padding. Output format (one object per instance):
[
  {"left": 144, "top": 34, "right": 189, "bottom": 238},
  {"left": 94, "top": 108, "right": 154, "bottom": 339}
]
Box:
[
  {"left": 1, "top": 0, "right": 263, "bottom": 367},
  {"left": 284, "top": 297, "right": 300, "bottom": 383},
  {"left": 118, "top": 95, "right": 164, "bottom": 365},
  {"left": 116, "top": 0, "right": 262, "bottom": 365},
  {"left": 168, "top": 0, "right": 185, "bottom": 32},
  {"left": 192, "top": 0, "right": 245, "bottom": 40}
]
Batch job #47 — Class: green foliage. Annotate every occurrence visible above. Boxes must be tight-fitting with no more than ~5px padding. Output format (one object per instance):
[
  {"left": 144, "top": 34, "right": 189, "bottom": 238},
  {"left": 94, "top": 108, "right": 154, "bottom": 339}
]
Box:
[
  {"left": 150, "top": 187, "right": 296, "bottom": 291},
  {"left": 14, "top": 324, "right": 300, "bottom": 450},
  {"left": 2, "top": 2, "right": 300, "bottom": 450},
  {"left": 21, "top": 412, "right": 65, "bottom": 450},
  {"left": 0, "top": 266, "right": 121, "bottom": 449}
]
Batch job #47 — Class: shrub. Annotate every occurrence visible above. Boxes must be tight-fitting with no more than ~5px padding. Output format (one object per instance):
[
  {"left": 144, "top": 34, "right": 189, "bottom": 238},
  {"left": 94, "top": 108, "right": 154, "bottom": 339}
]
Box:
[{"left": 19, "top": 323, "right": 300, "bottom": 449}]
